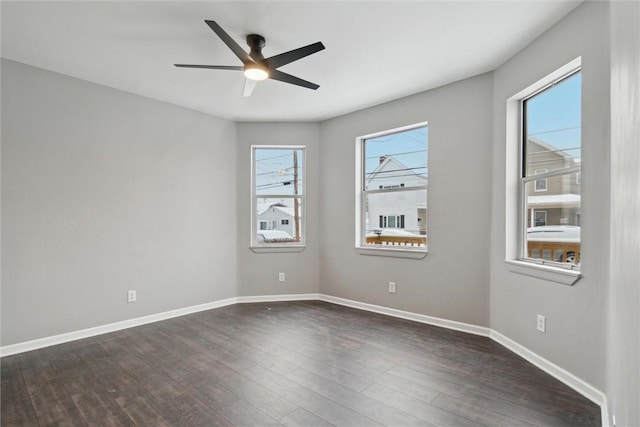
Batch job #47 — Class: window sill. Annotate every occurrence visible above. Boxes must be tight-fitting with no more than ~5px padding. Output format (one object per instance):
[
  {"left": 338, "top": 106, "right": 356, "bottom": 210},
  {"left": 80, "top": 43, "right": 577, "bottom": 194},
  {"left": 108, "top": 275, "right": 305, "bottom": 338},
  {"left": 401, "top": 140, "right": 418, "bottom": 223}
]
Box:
[
  {"left": 505, "top": 260, "right": 581, "bottom": 285},
  {"left": 251, "top": 246, "right": 306, "bottom": 254},
  {"left": 356, "top": 247, "right": 427, "bottom": 259}
]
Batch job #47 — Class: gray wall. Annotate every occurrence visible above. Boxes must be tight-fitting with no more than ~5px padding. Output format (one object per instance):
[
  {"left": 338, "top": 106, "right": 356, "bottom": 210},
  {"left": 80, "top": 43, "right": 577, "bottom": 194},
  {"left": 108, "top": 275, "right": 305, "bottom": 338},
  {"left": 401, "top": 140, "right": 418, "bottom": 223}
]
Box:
[
  {"left": 236, "top": 122, "right": 321, "bottom": 297},
  {"left": 490, "top": 2, "right": 610, "bottom": 390},
  {"left": 607, "top": 2, "right": 640, "bottom": 425},
  {"left": 1, "top": 59, "right": 238, "bottom": 345},
  {"left": 319, "top": 73, "right": 493, "bottom": 327}
]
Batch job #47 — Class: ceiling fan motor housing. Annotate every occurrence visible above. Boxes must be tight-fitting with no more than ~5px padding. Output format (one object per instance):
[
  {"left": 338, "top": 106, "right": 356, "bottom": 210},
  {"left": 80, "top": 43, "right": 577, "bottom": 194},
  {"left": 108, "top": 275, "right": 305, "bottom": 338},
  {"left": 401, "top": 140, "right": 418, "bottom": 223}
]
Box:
[{"left": 246, "top": 34, "right": 266, "bottom": 60}]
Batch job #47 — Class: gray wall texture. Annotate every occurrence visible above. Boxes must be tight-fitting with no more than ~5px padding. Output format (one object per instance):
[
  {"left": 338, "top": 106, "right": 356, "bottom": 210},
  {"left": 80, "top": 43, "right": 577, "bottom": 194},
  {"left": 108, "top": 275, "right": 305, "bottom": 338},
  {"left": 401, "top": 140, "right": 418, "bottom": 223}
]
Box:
[
  {"left": 607, "top": 1, "right": 640, "bottom": 425},
  {"left": 1, "top": 59, "right": 238, "bottom": 344},
  {"left": 236, "top": 122, "right": 321, "bottom": 297},
  {"left": 318, "top": 72, "right": 493, "bottom": 327},
  {"left": 490, "top": 1, "right": 610, "bottom": 392}
]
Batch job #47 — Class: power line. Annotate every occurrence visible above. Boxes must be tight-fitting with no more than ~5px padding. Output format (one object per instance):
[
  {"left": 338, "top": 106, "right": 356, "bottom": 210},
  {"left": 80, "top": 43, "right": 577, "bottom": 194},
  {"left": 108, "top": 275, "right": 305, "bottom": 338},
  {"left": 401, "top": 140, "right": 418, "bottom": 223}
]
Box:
[
  {"left": 527, "top": 146, "right": 580, "bottom": 155},
  {"left": 256, "top": 166, "right": 296, "bottom": 177},
  {"left": 365, "top": 149, "right": 426, "bottom": 160},
  {"left": 256, "top": 179, "right": 304, "bottom": 190},
  {"left": 365, "top": 166, "right": 427, "bottom": 176},
  {"left": 255, "top": 151, "right": 300, "bottom": 163},
  {"left": 528, "top": 126, "right": 580, "bottom": 136}
]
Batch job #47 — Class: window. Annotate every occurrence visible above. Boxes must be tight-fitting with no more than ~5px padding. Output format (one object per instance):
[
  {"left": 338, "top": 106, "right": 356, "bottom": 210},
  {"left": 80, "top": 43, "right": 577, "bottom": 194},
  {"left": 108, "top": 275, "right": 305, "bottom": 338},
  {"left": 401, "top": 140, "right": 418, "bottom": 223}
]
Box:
[
  {"left": 534, "top": 210, "right": 547, "bottom": 227},
  {"left": 380, "top": 215, "right": 405, "bottom": 229},
  {"left": 521, "top": 69, "right": 581, "bottom": 269},
  {"left": 534, "top": 169, "right": 547, "bottom": 192},
  {"left": 252, "top": 146, "right": 305, "bottom": 248},
  {"left": 356, "top": 123, "right": 428, "bottom": 255}
]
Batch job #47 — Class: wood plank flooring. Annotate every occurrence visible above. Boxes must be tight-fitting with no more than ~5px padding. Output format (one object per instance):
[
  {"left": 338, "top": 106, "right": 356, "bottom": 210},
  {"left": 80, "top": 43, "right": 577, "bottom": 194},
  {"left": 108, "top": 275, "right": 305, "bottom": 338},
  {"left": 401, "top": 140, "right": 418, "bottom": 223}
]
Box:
[{"left": 2, "top": 301, "right": 601, "bottom": 426}]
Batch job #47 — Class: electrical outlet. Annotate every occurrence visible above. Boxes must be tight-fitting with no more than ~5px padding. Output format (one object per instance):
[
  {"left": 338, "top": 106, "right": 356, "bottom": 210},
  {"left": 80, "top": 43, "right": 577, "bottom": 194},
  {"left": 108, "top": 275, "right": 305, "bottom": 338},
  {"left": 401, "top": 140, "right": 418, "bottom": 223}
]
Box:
[
  {"left": 278, "top": 272, "right": 285, "bottom": 282},
  {"left": 388, "top": 281, "right": 396, "bottom": 294},
  {"left": 537, "top": 314, "right": 546, "bottom": 333},
  {"left": 127, "top": 290, "right": 137, "bottom": 303}
]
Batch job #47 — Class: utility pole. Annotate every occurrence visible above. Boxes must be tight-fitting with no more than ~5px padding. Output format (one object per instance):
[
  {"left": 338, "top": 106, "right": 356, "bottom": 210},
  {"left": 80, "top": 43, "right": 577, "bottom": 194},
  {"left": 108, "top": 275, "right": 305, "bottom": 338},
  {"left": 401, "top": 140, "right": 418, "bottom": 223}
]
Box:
[{"left": 293, "top": 150, "right": 300, "bottom": 242}]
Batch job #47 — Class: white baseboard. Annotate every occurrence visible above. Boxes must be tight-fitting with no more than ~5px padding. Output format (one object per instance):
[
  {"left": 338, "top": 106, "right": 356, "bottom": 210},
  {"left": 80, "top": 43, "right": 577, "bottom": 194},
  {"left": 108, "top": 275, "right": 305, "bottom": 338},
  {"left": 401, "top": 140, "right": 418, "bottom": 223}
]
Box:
[
  {"left": 600, "top": 395, "right": 610, "bottom": 427},
  {"left": 236, "top": 293, "right": 321, "bottom": 304},
  {"left": 0, "top": 297, "right": 238, "bottom": 357},
  {"left": 490, "top": 330, "right": 606, "bottom": 408},
  {"left": 319, "top": 294, "right": 491, "bottom": 337},
  {"left": 0, "top": 293, "right": 319, "bottom": 357},
  {"left": 0, "top": 292, "right": 608, "bottom": 425}
]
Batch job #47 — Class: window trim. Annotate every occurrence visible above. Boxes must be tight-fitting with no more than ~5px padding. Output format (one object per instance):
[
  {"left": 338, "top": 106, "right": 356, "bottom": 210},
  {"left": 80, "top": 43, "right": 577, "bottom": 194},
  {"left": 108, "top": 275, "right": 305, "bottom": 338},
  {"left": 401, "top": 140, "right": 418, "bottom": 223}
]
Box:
[
  {"left": 533, "top": 169, "right": 548, "bottom": 192},
  {"left": 533, "top": 210, "right": 547, "bottom": 227},
  {"left": 505, "top": 57, "right": 581, "bottom": 285},
  {"left": 251, "top": 145, "right": 306, "bottom": 252},
  {"left": 355, "top": 121, "right": 428, "bottom": 259}
]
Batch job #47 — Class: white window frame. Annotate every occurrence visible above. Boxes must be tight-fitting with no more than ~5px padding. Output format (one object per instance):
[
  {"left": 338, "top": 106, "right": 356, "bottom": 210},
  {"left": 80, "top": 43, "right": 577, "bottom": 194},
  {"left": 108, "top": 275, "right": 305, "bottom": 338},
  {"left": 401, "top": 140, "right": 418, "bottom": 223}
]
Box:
[
  {"left": 355, "top": 122, "right": 428, "bottom": 259},
  {"left": 251, "top": 145, "right": 306, "bottom": 252},
  {"left": 504, "top": 57, "right": 581, "bottom": 285},
  {"left": 533, "top": 210, "right": 547, "bottom": 227},
  {"left": 534, "top": 169, "right": 548, "bottom": 192}
]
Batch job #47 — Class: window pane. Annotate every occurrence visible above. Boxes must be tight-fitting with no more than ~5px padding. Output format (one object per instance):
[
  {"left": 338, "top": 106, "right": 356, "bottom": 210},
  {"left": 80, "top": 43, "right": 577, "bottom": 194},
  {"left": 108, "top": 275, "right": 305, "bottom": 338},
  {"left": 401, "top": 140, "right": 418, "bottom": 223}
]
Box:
[
  {"left": 525, "top": 171, "right": 580, "bottom": 266},
  {"left": 364, "top": 190, "right": 427, "bottom": 249},
  {"left": 255, "top": 148, "right": 303, "bottom": 196},
  {"left": 524, "top": 71, "right": 581, "bottom": 176},
  {"left": 256, "top": 197, "right": 303, "bottom": 244},
  {"left": 364, "top": 126, "right": 428, "bottom": 190}
]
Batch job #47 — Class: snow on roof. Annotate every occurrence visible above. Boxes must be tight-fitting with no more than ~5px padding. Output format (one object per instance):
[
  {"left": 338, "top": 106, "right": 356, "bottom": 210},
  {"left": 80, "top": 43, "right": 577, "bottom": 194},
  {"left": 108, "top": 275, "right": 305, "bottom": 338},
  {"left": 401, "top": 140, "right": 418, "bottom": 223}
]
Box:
[
  {"left": 366, "top": 228, "right": 424, "bottom": 237},
  {"left": 257, "top": 230, "right": 292, "bottom": 239},
  {"left": 527, "top": 225, "right": 580, "bottom": 242},
  {"left": 257, "top": 202, "right": 278, "bottom": 215},
  {"left": 256, "top": 229, "right": 294, "bottom": 243},
  {"left": 256, "top": 202, "right": 300, "bottom": 217},
  {"left": 527, "top": 193, "right": 580, "bottom": 207}
]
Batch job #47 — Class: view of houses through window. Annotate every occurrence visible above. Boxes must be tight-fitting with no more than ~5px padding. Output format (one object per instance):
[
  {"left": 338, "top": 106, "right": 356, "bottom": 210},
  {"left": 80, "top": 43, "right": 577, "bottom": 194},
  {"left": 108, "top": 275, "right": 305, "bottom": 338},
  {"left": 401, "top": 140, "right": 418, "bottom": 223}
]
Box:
[
  {"left": 522, "top": 69, "right": 581, "bottom": 267},
  {"left": 358, "top": 124, "right": 428, "bottom": 250},
  {"left": 252, "top": 146, "right": 305, "bottom": 246}
]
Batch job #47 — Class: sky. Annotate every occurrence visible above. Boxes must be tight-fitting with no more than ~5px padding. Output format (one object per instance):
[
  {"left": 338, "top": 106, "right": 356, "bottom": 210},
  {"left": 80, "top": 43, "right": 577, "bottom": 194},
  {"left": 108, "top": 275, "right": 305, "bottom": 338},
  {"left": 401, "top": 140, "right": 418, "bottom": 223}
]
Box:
[
  {"left": 364, "top": 126, "right": 428, "bottom": 177},
  {"left": 526, "top": 70, "right": 581, "bottom": 161},
  {"left": 254, "top": 147, "right": 303, "bottom": 198}
]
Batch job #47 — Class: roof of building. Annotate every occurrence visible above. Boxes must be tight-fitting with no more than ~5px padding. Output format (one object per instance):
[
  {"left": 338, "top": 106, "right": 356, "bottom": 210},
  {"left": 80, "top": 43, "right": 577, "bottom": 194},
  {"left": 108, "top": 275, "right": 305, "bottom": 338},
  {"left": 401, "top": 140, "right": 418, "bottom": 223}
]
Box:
[
  {"left": 527, "top": 193, "right": 580, "bottom": 208},
  {"left": 366, "top": 156, "right": 427, "bottom": 187},
  {"left": 527, "top": 225, "right": 580, "bottom": 242},
  {"left": 257, "top": 203, "right": 301, "bottom": 218}
]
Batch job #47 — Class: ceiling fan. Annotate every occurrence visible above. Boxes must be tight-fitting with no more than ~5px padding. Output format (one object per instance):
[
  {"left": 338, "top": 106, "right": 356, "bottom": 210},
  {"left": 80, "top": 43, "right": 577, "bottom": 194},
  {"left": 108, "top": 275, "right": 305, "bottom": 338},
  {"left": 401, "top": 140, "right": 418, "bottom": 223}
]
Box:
[{"left": 175, "top": 20, "right": 325, "bottom": 97}]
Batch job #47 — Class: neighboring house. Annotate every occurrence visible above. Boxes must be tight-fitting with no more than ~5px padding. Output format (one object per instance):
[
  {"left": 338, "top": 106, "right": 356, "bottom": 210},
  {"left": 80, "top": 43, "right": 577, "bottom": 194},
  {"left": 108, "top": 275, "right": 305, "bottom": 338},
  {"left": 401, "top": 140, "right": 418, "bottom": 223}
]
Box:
[
  {"left": 257, "top": 202, "right": 301, "bottom": 239},
  {"left": 366, "top": 156, "right": 427, "bottom": 235},
  {"left": 526, "top": 138, "right": 581, "bottom": 227}
]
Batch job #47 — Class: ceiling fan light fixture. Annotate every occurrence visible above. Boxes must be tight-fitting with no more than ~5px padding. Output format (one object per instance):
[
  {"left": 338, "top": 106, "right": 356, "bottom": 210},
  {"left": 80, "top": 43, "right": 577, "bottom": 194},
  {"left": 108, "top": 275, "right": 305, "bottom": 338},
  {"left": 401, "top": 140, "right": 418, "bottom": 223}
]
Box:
[
  {"left": 244, "top": 65, "right": 269, "bottom": 81},
  {"left": 175, "top": 21, "right": 324, "bottom": 94}
]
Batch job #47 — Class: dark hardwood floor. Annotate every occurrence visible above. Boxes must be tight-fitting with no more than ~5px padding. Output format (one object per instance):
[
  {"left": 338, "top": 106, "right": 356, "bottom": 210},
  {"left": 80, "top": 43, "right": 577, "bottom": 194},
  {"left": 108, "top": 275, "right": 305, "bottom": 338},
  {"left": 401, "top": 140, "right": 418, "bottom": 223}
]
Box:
[{"left": 2, "top": 301, "right": 600, "bottom": 426}]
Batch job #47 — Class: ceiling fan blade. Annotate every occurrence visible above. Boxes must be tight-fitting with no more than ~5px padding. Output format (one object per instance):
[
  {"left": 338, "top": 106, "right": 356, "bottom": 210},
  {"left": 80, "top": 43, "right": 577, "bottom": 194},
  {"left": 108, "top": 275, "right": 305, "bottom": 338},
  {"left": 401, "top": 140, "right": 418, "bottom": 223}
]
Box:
[
  {"left": 174, "top": 64, "right": 243, "bottom": 70},
  {"left": 269, "top": 69, "right": 319, "bottom": 90},
  {"left": 205, "top": 20, "right": 252, "bottom": 64},
  {"left": 265, "top": 42, "right": 325, "bottom": 69},
  {"left": 243, "top": 78, "right": 258, "bottom": 97}
]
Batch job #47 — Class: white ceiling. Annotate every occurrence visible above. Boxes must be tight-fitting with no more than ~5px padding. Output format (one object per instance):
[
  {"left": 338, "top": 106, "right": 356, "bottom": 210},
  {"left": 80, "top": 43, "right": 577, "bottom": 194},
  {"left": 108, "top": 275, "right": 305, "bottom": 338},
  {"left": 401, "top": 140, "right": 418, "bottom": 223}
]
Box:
[{"left": 1, "top": 1, "right": 581, "bottom": 122}]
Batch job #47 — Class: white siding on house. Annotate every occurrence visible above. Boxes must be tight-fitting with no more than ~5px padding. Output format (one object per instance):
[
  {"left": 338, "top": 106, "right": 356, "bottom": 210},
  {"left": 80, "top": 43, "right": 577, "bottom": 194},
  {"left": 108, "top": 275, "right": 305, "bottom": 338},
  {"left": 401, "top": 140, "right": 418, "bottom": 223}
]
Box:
[
  {"left": 257, "top": 205, "right": 295, "bottom": 237},
  {"left": 366, "top": 156, "right": 427, "bottom": 234}
]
